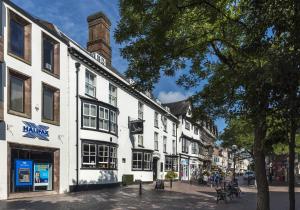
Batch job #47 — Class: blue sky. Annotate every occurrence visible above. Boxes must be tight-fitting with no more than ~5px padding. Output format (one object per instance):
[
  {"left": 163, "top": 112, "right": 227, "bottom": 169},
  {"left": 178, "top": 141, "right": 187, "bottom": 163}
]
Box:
[{"left": 11, "top": 0, "right": 226, "bottom": 132}]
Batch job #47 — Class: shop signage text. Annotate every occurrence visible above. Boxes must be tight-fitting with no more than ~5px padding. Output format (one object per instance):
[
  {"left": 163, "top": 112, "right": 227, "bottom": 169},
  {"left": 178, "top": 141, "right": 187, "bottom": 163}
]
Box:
[{"left": 22, "top": 121, "right": 49, "bottom": 141}]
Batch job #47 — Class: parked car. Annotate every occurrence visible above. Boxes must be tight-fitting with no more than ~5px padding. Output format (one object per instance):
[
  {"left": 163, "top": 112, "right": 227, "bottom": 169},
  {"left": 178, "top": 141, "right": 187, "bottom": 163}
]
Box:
[{"left": 243, "top": 171, "right": 255, "bottom": 179}]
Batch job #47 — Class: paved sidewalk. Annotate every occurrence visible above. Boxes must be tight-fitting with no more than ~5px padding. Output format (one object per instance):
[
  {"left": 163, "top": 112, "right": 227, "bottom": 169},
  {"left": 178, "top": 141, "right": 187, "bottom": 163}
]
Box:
[{"left": 0, "top": 182, "right": 299, "bottom": 210}]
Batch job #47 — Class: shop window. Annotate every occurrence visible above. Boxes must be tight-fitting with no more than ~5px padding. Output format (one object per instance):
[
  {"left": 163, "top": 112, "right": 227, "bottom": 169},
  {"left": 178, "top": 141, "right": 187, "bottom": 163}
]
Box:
[
  {"left": 165, "top": 156, "right": 178, "bottom": 171},
  {"left": 8, "top": 10, "right": 31, "bottom": 64},
  {"left": 8, "top": 69, "right": 31, "bottom": 118},
  {"left": 82, "top": 143, "right": 97, "bottom": 167},
  {"left": 132, "top": 150, "right": 152, "bottom": 171},
  {"left": 109, "top": 83, "right": 117, "bottom": 107},
  {"left": 99, "top": 106, "right": 109, "bottom": 131},
  {"left": 85, "top": 70, "right": 96, "bottom": 97},
  {"left": 109, "top": 147, "right": 117, "bottom": 169},
  {"left": 138, "top": 101, "right": 143, "bottom": 119},
  {"left": 154, "top": 112, "right": 159, "bottom": 127},
  {"left": 42, "top": 33, "right": 60, "bottom": 77},
  {"left": 154, "top": 132, "right": 158, "bottom": 151},
  {"left": 83, "top": 103, "right": 97, "bottom": 129},
  {"left": 42, "top": 83, "right": 60, "bottom": 125}
]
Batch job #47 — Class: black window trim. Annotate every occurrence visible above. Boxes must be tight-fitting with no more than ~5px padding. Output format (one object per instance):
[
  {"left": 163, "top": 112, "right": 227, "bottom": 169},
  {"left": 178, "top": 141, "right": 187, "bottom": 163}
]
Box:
[
  {"left": 81, "top": 139, "right": 118, "bottom": 170},
  {"left": 165, "top": 155, "right": 179, "bottom": 172},
  {"left": 80, "top": 97, "right": 119, "bottom": 136},
  {"left": 132, "top": 149, "right": 153, "bottom": 171}
]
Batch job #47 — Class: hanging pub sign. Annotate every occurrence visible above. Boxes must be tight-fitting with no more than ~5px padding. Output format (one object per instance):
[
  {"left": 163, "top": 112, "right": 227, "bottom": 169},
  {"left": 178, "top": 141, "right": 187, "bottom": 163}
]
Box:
[
  {"left": 15, "top": 160, "right": 33, "bottom": 187},
  {"left": 22, "top": 121, "right": 49, "bottom": 141},
  {"left": 129, "top": 119, "right": 144, "bottom": 134}
]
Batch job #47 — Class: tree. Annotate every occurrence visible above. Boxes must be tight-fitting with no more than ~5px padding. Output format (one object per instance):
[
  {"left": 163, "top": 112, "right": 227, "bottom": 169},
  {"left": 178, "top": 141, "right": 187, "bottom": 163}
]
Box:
[{"left": 115, "top": 1, "right": 300, "bottom": 209}]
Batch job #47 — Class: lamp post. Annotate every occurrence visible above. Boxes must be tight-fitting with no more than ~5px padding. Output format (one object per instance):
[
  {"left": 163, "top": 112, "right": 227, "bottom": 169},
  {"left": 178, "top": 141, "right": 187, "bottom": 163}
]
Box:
[{"left": 232, "top": 145, "right": 238, "bottom": 182}]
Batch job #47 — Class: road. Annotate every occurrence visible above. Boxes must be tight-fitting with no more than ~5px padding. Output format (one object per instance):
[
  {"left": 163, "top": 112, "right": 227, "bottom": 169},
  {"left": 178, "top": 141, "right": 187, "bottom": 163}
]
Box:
[{"left": 0, "top": 181, "right": 299, "bottom": 210}]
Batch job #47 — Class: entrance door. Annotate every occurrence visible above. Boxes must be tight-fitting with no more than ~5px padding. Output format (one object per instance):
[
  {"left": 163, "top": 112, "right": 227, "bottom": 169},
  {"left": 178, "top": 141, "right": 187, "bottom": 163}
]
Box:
[{"left": 153, "top": 158, "right": 158, "bottom": 180}]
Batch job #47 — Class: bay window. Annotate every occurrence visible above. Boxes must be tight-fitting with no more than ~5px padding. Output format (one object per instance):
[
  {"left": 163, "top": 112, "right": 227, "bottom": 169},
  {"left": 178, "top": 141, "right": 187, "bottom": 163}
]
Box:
[
  {"left": 132, "top": 150, "right": 153, "bottom": 171},
  {"left": 110, "top": 110, "right": 117, "bottom": 133},
  {"left": 83, "top": 103, "right": 97, "bottom": 129},
  {"left": 99, "top": 106, "right": 109, "bottom": 131},
  {"left": 82, "top": 141, "right": 118, "bottom": 169}
]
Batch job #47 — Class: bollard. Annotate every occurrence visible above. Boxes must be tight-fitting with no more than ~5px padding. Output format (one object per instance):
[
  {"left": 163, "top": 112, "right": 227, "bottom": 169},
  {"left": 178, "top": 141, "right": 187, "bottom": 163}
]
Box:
[
  {"left": 139, "top": 180, "right": 142, "bottom": 195},
  {"left": 170, "top": 179, "right": 173, "bottom": 188}
]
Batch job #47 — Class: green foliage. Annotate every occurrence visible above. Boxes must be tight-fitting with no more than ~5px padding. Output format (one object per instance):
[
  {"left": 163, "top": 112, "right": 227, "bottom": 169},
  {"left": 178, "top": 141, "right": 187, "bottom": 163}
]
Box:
[{"left": 165, "top": 171, "right": 178, "bottom": 180}]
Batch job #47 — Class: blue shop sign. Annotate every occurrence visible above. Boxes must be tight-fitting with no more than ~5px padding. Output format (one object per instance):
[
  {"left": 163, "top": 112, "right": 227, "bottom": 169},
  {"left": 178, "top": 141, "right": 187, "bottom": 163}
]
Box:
[
  {"left": 15, "top": 160, "right": 33, "bottom": 187},
  {"left": 22, "top": 121, "right": 49, "bottom": 141}
]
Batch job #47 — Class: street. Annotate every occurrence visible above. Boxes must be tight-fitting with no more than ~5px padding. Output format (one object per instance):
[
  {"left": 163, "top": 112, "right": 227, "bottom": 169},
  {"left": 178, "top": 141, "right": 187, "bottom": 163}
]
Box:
[{"left": 0, "top": 181, "right": 299, "bottom": 210}]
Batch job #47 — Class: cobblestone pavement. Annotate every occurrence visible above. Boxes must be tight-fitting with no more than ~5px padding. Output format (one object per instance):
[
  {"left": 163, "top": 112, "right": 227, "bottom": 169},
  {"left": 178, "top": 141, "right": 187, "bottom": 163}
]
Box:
[{"left": 0, "top": 182, "right": 299, "bottom": 210}]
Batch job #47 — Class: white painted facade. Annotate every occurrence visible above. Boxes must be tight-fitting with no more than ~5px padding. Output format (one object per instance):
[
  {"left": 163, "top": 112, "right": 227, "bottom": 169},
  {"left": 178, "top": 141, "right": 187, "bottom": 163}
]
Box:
[{"left": 0, "top": 1, "right": 70, "bottom": 199}]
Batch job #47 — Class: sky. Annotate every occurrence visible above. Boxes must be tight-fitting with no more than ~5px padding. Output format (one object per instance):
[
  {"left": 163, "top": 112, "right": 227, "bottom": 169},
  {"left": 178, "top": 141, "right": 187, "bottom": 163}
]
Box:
[{"left": 11, "top": 0, "right": 226, "bottom": 132}]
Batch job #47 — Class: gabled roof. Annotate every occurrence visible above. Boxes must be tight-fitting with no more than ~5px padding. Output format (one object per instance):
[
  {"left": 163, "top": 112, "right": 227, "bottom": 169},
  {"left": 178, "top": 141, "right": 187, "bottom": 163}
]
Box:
[{"left": 162, "top": 100, "right": 190, "bottom": 116}]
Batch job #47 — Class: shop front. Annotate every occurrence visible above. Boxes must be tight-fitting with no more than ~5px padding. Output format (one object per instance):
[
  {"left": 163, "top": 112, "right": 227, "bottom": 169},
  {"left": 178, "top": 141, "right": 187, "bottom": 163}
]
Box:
[
  {"left": 8, "top": 143, "right": 60, "bottom": 197},
  {"left": 180, "top": 157, "right": 189, "bottom": 181}
]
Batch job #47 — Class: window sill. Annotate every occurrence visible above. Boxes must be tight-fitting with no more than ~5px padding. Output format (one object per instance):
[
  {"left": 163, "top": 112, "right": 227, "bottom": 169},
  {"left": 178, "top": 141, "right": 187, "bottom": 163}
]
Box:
[
  {"left": 80, "top": 167, "right": 117, "bottom": 171},
  {"left": 138, "top": 145, "right": 144, "bottom": 148},
  {"left": 42, "top": 68, "right": 60, "bottom": 79},
  {"left": 8, "top": 109, "right": 31, "bottom": 119},
  {"left": 8, "top": 52, "right": 31, "bottom": 66},
  {"left": 42, "top": 118, "right": 60, "bottom": 126},
  {"left": 85, "top": 93, "right": 97, "bottom": 99}
]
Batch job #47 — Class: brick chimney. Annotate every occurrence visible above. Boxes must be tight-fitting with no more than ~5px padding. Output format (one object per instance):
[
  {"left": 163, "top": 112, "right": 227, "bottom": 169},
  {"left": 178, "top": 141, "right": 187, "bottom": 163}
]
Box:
[{"left": 87, "top": 12, "right": 112, "bottom": 65}]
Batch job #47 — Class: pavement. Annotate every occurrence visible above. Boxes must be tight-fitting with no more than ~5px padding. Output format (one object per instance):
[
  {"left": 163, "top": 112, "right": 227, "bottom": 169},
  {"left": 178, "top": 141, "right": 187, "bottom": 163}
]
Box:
[{"left": 0, "top": 181, "right": 299, "bottom": 210}]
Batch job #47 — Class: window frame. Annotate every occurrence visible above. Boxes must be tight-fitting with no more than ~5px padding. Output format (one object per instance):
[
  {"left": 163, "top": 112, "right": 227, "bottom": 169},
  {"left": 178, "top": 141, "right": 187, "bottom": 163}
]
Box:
[
  {"left": 138, "top": 101, "right": 144, "bottom": 120},
  {"left": 163, "top": 136, "right": 167, "bottom": 153},
  {"left": 154, "top": 132, "right": 159, "bottom": 151},
  {"left": 137, "top": 134, "right": 143, "bottom": 147},
  {"left": 185, "top": 120, "right": 190, "bottom": 130},
  {"left": 8, "top": 10, "right": 31, "bottom": 65},
  {"left": 42, "top": 83, "right": 60, "bottom": 125},
  {"left": 165, "top": 156, "right": 178, "bottom": 172},
  {"left": 154, "top": 112, "right": 159, "bottom": 128},
  {"left": 7, "top": 69, "right": 31, "bottom": 118},
  {"left": 42, "top": 33, "right": 60, "bottom": 78},
  {"left": 85, "top": 70, "right": 96, "bottom": 97},
  {"left": 132, "top": 150, "right": 153, "bottom": 171},
  {"left": 82, "top": 103, "right": 97, "bottom": 129},
  {"left": 81, "top": 140, "right": 118, "bottom": 170},
  {"left": 81, "top": 100, "right": 119, "bottom": 136},
  {"left": 99, "top": 106, "right": 109, "bottom": 131},
  {"left": 109, "top": 83, "right": 117, "bottom": 107}
]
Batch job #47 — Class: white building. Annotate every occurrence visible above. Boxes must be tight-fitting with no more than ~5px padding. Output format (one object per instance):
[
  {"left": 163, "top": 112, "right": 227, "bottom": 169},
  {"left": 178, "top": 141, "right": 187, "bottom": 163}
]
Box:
[
  {"left": 163, "top": 100, "right": 217, "bottom": 181},
  {"left": 0, "top": 0, "right": 70, "bottom": 199},
  {"left": 212, "top": 147, "right": 228, "bottom": 172},
  {"left": 67, "top": 11, "right": 179, "bottom": 190}
]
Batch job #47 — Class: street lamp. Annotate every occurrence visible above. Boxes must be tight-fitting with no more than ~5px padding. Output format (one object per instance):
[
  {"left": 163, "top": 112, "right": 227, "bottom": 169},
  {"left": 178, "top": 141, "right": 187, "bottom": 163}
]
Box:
[{"left": 232, "top": 145, "right": 238, "bottom": 182}]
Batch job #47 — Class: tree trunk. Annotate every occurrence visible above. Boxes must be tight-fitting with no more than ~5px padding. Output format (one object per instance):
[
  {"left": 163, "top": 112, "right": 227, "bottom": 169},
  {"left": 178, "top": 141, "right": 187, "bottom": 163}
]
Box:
[
  {"left": 254, "top": 120, "right": 270, "bottom": 210},
  {"left": 288, "top": 121, "right": 296, "bottom": 210}
]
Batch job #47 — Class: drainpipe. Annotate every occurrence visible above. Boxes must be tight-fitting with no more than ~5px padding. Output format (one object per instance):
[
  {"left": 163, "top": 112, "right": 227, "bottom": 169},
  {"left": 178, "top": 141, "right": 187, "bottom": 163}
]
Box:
[{"left": 75, "top": 62, "right": 81, "bottom": 190}]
